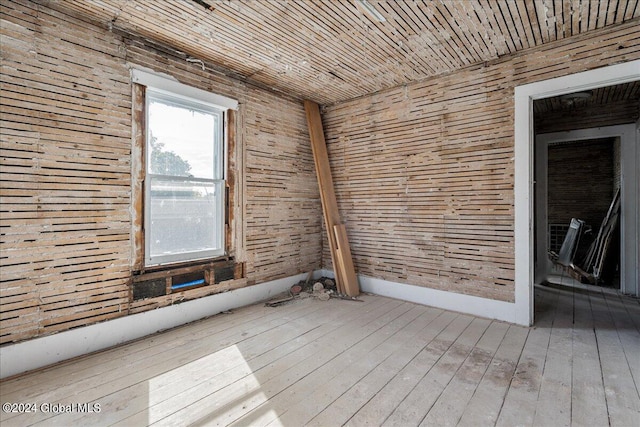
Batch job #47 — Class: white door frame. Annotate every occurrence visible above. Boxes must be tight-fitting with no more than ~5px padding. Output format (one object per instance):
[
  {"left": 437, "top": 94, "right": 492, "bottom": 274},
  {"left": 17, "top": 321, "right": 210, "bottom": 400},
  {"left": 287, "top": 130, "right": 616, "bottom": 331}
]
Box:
[
  {"left": 514, "top": 59, "right": 640, "bottom": 326},
  {"left": 535, "top": 125, "right": 637, "bottom": 295}
]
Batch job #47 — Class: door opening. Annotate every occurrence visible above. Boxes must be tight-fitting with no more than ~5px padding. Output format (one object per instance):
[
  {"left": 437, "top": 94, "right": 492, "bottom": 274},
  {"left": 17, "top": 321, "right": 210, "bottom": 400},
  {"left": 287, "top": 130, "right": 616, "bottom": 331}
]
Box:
[
  {"left": 535, "top": 136, "right": 622, "bottom": 291},
  {"left": 514, "top": 60, "right": 639, "bottom": 326}
]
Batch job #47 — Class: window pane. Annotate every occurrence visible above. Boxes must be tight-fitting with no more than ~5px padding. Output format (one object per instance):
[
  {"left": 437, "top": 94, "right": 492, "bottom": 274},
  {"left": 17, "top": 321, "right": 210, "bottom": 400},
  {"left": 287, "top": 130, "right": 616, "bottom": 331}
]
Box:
[
  {"left": 147, "top": 96, "right": 222, "bottom": 180},
  {"left": 148, "top": 177, "right": 224, "bottom": 263}
]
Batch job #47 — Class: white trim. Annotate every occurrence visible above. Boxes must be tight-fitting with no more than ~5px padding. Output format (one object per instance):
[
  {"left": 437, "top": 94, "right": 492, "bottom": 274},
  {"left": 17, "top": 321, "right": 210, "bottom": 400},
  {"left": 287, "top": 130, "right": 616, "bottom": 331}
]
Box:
[
  {"left": 319, "top": 270, "right": 522, "bottom": 325},
  {"left": 318, "top": 269, "right": 335, "bottom": 278},
  {"left": 515, "top": 61, "right": 640, "bottom": 100},
  {"left": 143, "top": 88, "right": 226, "bottom": 267},
  {"left": 131, "top": 68, "right": 238, "bottom": 110},
  {"left": 514, "top": 85, "right": 534, "bottom": 326},
  {"left": 636, "top": 119, "right": 640, "bottom": 294},
  {"left": 534, "top": 134, "right": 549, "bottom": 284},
  {"left": 359, "top": 276, "right": 519, "bottom": 323},
  {"left": 0, "top": 273, "right": 315, "bottom": 379},
  {"left": 514, "top": 60, "right": 640, "bottom": 325}
]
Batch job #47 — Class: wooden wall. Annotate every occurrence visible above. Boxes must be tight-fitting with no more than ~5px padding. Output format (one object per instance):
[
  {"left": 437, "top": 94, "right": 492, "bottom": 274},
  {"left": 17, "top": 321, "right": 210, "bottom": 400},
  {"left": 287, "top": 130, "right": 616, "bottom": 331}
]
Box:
[
  {"left": 548, "top": 139, "right": 615, "bottom": 228},
  {"left": 0, "top": 0, "right": 321, "bottom": 344},
  {"left": 546, "top": 138, "right": 616, "bottom": 265},
  {"left": 322, "top": 20, "right": 640, "bottom": 303},
  {"left": 242, "top": 87, "right": 321, "bottom": 281}
]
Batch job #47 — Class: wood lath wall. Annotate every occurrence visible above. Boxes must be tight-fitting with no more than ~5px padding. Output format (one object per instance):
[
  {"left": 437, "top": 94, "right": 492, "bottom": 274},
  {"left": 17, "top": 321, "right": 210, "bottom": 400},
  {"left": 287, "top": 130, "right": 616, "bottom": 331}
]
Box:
[
  {"left": 243, "top": 87, "right": 321, "bottom": 282},
  {"left": 322, "top": 19, "right": 640, "bottom": 303},
  {"left": 0, "top": 0, "right": 321, "bottom": 344},
  {"left": 547, "top": 138, "right": 615, "bottom": 229},
  {"left": 1, "top": 1, "right": 132, "bottom": 343},
  {"left": 1, "top": 0, "right": 639, "bottom": 345}
]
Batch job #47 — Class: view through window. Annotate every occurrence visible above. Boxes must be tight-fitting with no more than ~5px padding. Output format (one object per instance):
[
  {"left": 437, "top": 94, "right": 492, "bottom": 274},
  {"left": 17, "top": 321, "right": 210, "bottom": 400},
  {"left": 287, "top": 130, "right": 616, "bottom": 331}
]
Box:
[{"left": 145, "top": 89, "right": 225, "bottom": 266}]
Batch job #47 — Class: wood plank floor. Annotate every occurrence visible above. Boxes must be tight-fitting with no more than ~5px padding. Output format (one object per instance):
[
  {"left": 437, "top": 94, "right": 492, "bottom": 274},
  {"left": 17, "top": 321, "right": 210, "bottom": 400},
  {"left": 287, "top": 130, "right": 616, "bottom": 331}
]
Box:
[{"left": 0, "top": 284, "right": 638, "bottom": 426}]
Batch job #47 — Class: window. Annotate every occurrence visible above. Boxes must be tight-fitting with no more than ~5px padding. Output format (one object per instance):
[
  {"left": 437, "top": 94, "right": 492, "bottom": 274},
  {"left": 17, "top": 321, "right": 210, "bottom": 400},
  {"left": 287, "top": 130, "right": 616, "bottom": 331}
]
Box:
[
  {"left": 145, "top": 90, "right": 225, "bottom": 265},
  {"left": 132, "top": 69, "right": 238, "bottom": 268}
]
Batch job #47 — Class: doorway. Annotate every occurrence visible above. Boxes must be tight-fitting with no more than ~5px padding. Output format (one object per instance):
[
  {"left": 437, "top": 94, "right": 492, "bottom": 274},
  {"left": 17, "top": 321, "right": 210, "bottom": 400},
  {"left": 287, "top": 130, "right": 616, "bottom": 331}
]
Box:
[
  {"left": 513, "top": 60, "right": 640, "bottom": 326},
  {"left": 535, "top": 135, "right": 621, "bottom": 291}
]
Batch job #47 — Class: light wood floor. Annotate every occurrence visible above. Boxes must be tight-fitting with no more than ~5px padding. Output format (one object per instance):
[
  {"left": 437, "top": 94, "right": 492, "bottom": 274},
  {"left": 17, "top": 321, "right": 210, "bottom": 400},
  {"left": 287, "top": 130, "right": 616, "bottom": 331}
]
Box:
[{"left": 1, "top": 284, "right": 638, "bottom": 426}]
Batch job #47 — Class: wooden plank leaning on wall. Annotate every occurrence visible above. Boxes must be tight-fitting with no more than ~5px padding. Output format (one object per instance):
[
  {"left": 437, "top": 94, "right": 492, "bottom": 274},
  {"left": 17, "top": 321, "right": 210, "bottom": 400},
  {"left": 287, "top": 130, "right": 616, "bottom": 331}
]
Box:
[{"left": 304, "top": 100, "right": 359, "bottom": 297}]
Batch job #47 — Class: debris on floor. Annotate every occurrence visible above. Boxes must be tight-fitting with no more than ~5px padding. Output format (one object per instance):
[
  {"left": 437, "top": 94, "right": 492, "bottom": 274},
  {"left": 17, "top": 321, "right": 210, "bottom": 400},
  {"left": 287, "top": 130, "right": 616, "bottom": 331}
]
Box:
[
  {"left": 264, "top": 276, "right": 362, "bottom": 307},
  {"left": 330, "top": 294, "right": 364, "bottom": 302},
  {"left": 317, "top": 292, "right": 330, "bottom": 301},
  {"left": 265, "top": 296, "right": 294, "bottom": 307}
]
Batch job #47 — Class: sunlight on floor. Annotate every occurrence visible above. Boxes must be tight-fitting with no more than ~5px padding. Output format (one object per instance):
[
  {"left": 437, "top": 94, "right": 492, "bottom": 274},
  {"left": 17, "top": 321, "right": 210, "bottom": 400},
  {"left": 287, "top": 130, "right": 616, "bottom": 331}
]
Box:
[{"left": 146, "top": 344, "right": 282, "bottom": 425}]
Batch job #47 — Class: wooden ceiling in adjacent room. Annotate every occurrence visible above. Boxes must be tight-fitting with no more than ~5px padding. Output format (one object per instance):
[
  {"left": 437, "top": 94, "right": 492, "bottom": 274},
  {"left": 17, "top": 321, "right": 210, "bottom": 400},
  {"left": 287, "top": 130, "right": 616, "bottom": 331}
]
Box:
[
  {"left": 534, "top": 80, "right": 640, "bottom": 132},
  {"left": 50, "top": 0, "right": 639, "bottom": 104},
  {"left": 535, "top": 80, "right": 640, "bottom": 115}
]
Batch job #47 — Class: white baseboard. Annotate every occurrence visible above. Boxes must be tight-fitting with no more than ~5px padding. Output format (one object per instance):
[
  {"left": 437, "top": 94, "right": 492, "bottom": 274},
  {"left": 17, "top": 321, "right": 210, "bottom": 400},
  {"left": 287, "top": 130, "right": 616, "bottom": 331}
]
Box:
[
  {"left": 358, "top": 276, "right": 519, "bottom": 324},
  {"left": 0, "top": 272, "right": 316, "bottom": 379},
  {"left": 320, "top": 270, "right": 520, "bottom": 325}
]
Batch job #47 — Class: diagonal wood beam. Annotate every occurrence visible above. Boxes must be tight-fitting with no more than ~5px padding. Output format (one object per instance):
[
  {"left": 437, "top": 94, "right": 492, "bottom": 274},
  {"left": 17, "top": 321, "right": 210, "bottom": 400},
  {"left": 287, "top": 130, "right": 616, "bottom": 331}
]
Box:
[{"left": 304, "top": 100, "right": 359, "bottom": 297}]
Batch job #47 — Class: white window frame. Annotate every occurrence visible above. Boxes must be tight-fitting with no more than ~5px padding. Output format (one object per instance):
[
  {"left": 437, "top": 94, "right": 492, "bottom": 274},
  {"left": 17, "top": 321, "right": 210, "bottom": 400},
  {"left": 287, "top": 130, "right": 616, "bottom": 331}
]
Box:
[{"left": 131, "top": 68, "right": 238, "bottom": 267}]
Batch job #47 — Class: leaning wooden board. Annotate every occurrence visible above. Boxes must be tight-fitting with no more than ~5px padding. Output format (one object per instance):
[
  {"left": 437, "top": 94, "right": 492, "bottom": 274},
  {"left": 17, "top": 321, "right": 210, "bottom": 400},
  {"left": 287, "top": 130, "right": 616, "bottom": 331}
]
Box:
[
  {"left": 304, "top": 100, "right": 359, "bottom": 296},
  {"left": 334, "top": 224, "right": 359, "bottom": 296}
]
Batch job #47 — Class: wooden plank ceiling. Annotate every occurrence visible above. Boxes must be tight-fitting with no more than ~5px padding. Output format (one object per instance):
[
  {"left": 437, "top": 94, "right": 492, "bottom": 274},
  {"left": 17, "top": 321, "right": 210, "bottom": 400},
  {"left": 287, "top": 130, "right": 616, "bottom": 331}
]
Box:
[
  {"left": 534, "top": 80, "right": 640, "bottom": 132},
  {"left": 48, "top": 0, "right": 639, "bottom": 104},
  {"left": 534, "top": 80, "right": 640, "bottom": 114}
]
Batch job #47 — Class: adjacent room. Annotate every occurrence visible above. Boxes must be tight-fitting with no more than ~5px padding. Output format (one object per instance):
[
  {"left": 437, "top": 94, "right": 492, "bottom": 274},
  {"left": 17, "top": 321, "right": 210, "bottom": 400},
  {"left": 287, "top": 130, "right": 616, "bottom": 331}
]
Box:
[{"left": 1, "top": 1, "right": 638, "bottom": 425}]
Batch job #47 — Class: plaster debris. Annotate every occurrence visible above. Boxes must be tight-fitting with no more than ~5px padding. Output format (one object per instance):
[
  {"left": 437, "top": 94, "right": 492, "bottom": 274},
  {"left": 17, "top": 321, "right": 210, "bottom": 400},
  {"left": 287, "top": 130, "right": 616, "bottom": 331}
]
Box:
[{"left": 265, "top": 276, "right": 360, "bottom": 307}]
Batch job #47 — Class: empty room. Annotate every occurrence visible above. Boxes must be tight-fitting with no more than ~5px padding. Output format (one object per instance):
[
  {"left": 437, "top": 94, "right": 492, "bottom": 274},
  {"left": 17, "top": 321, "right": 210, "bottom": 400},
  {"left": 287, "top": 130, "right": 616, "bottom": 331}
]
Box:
[{"left": 1, "top": 0, "right": 639, "bottom": 426}]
